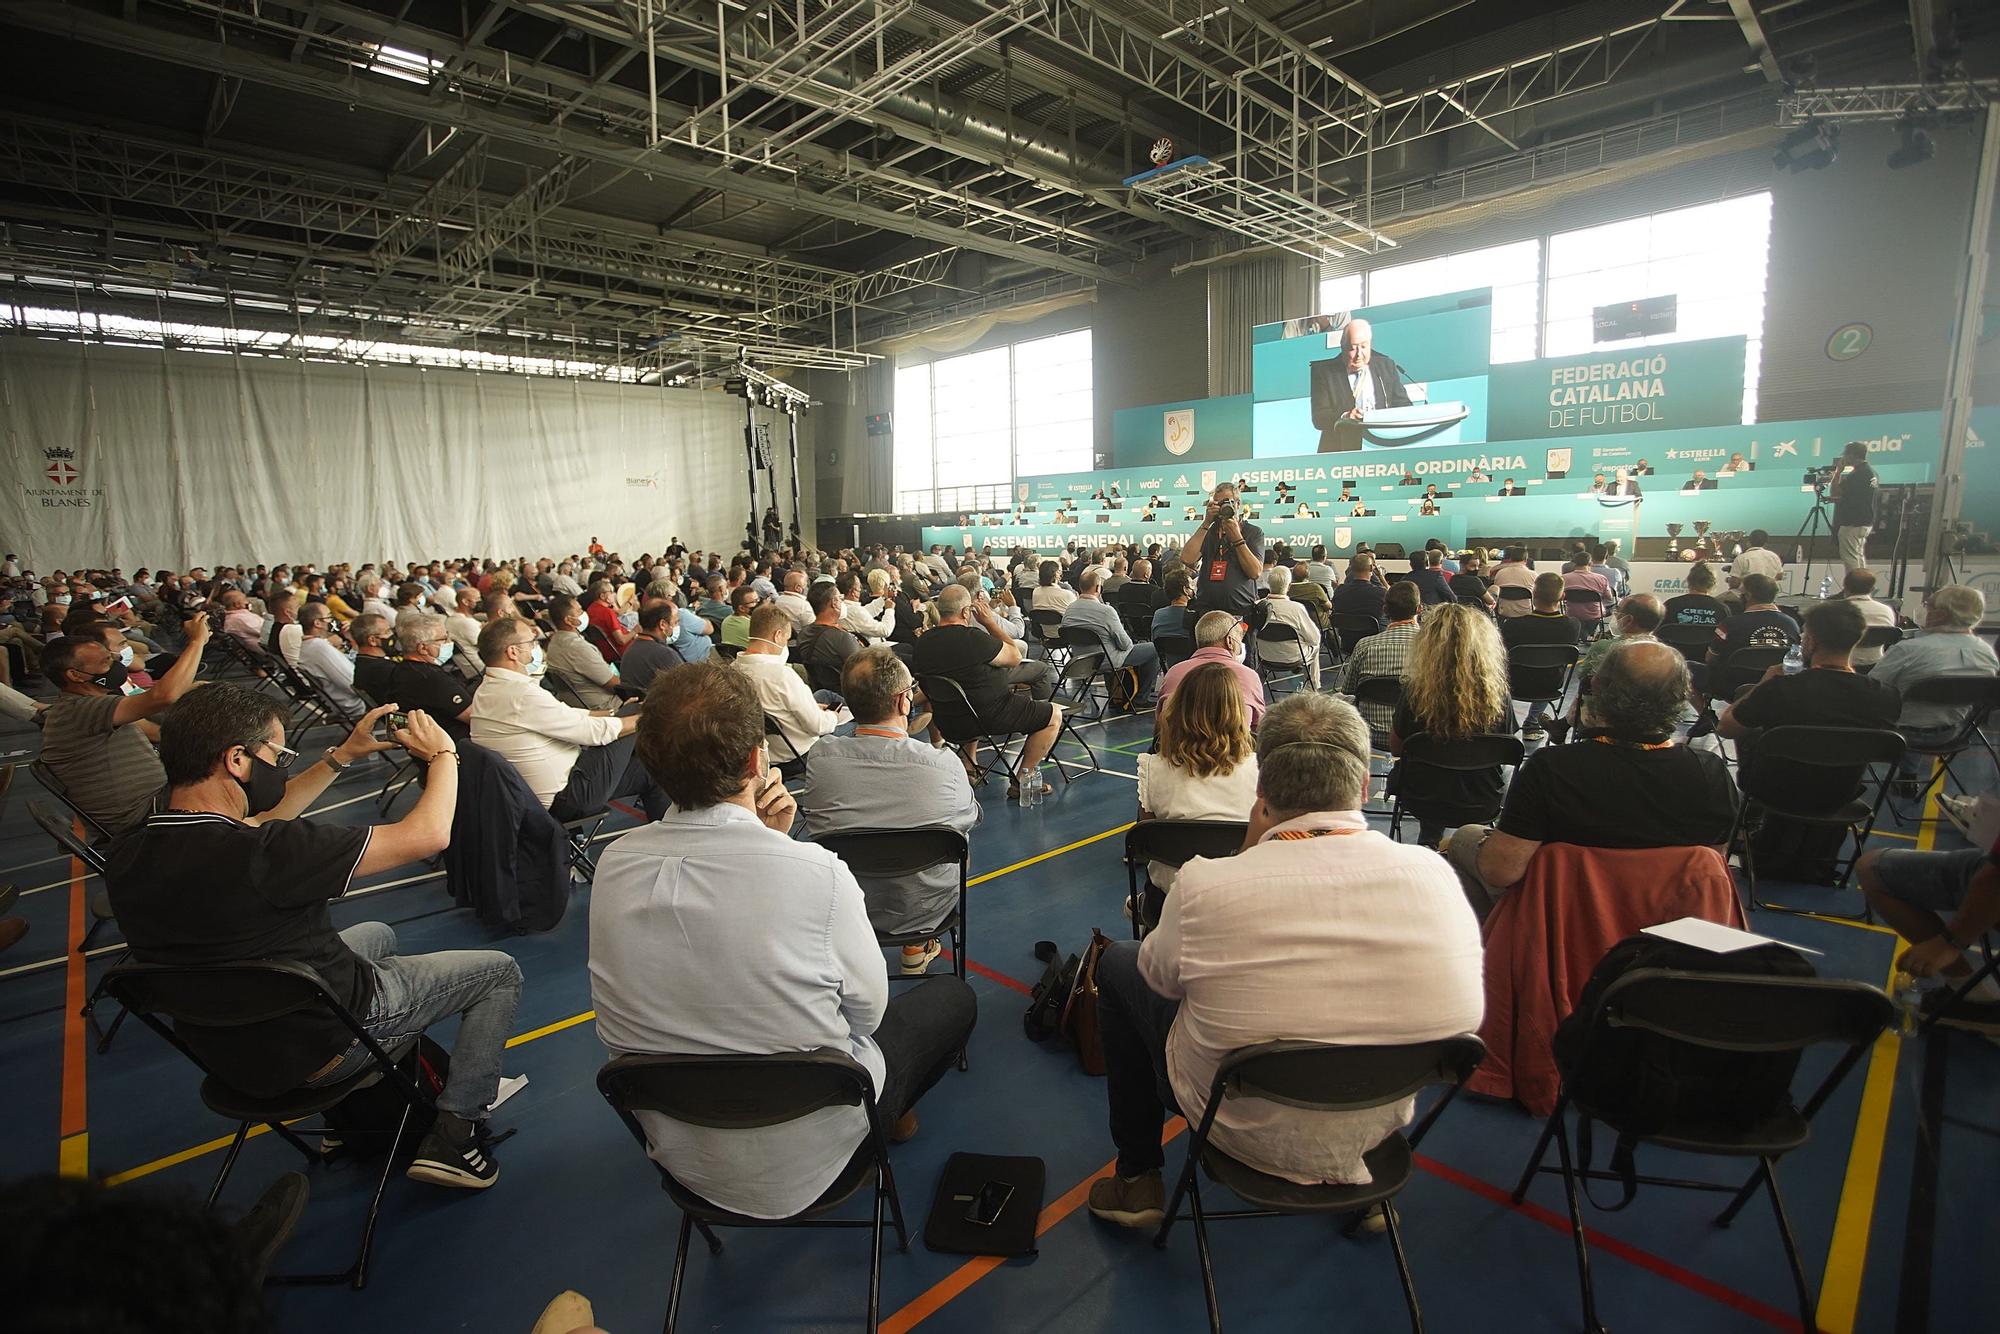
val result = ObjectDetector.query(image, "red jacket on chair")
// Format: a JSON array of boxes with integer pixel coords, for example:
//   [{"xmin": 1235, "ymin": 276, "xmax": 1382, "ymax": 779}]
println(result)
[{"xmin": 1468, "ymin": 843, "xmax": 1743, "ymax": 1115}]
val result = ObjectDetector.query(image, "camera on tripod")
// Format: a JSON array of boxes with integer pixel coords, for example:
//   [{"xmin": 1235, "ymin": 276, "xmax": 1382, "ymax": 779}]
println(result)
[{"xmin": 1802, "ymin": 463, "xmax": 1838, "ymax": 488}]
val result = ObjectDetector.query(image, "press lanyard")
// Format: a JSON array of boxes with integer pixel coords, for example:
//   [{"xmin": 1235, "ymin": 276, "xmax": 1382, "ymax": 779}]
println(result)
[{"xmin": 1270, "ymin": 826, "xmax": 1366, "ymax": 841}]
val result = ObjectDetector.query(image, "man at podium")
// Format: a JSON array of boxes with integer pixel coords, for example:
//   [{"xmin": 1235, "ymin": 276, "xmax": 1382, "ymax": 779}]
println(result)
[{"xmin": 1309, "ymin": 317, "xmax": 1411, "ymax": 453}]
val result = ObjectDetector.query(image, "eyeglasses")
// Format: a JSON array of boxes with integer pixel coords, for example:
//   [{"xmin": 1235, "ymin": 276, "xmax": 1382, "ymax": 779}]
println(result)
[{"xmin": 250, "ymin": 740, "xmax": 299, "ymax": 770}]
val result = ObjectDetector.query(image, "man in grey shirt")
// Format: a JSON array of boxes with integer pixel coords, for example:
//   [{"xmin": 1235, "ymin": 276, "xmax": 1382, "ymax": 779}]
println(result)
[
  {"xmin": 1061, "ymin": 566, "xmax": 1161, "ymax": 706},
  {"xmin": 800, "ymin": 648, "xmax": 981, "ymax": 974},
  {"xmin": 1870, "ymin": 584, "xmax": 1998, "ymax": 781}
]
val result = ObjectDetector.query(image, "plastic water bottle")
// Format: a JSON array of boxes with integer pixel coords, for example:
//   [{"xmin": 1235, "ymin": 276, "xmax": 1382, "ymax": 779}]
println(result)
[
  {"xmin": 1020, "ymin": 768, "xmax": 1044, "ymax": 809},
  {"xmin": 1818, "ymin": 575, "xmax": 1833, "ymax": 600},
  {"xmin": 1783, "ymin": 641, "xmax": 1805, "ymax": 675},
  {"xmin": 1892, "ymin": 970, "xmax": 1922, "ymax": 1038}
]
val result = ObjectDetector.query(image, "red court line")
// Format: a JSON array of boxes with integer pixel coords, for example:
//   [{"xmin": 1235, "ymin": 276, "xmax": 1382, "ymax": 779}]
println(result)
[
  {"xmin": 939, "ymin": 950, "xmax": 1034, "ymax": 997},
  {"xmin": 1415, "ymin": 1155, "xmax": 1805, "ymax": 1331},
  {"xmin": 57, "ymin": 840, "xmax": 89, "ymax": 1175}
]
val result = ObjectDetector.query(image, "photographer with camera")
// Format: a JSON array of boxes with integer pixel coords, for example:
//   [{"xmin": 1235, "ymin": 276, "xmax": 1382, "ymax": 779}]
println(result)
[
  {"xmin": 1831, "ymin": 440, "xmax": 1879, "ymax": 573},
  {"xmin": 1177, "ymin": 482, "xmax": 1266, "ymax": 617}
]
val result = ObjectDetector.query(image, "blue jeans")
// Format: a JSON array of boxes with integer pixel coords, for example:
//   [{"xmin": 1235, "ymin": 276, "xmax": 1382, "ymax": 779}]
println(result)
[
  {"xmin": 1096, "ymin": 940, "xmax": 1183, "ymax": 1178},
  {"xmin": 1897, "ymin": 723, "xmax": 1961, "ymax": 781},
  {"xmin": 307, "ymin": 922, "xmax": 523, "ymax": 1122}
]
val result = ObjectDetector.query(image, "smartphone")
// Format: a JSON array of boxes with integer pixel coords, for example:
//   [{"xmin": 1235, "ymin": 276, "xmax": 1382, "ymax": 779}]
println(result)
[{"xmin": 963, "ymin": 1180, "xmax": 1014, "ymax": 1227}]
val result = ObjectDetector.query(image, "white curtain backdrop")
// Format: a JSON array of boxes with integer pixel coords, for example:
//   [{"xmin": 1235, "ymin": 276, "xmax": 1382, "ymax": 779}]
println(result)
[{"xmin": 0, "ymin": 338, "xmax": 793, "ymax": 571}]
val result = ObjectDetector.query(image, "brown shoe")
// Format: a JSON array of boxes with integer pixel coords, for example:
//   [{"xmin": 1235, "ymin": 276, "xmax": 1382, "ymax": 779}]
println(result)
[
  {"xmin": 1087, "ymin": 1170, "xmax": 1165, "ymax": 1229},
  {"xmin": 889, "ymin": 1110, "xmax": 920, "ymax": 1144},
  {"xmin": 0, "ymin": 917, "xmax": 26, "ymax": 954}
]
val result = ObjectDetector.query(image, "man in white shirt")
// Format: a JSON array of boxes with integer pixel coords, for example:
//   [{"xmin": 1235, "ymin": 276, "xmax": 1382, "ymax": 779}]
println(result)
[
  {"xmin": 1086, "ymin": 691, "xmax": 1483, "ymax": 1227},
  {"xmin": 734, "ymin": 602, "xmax": 847, "ymax": 760},
  {"xmin": 835, "ymin": 571, "xmax": 896, "ymax": 643},
  {"xmin": 1254, "ymin": 566, "xmax": 1323, "ymax": 687},
  {"xmin": 588, "ymin": 661, "xmax": 976, "ymax": 1219},
  {"xmin": 548, "ymin": 562, "xmax": 584, "ymax": 598},
  {"xmin": 445, "ymin": 588, "xmax": 484, "ymax": 678},
  {"xmin": 773, "ymin": 569, "xmax": 815, "ymax": 633},
  {"xmin": 469, "ymin": 617, "xmax": 667, "ymax": 822},
  {"xmin": 296, "ymin": 605, "xmax": 367, "ymax": 719},
  {"xmin": 1732, "ymin": 529, "xmax": 1785, "ymax": 587},
  {"xmin": 1839, "ymin": 567, "xmax": 1899, "ymax": 667}
]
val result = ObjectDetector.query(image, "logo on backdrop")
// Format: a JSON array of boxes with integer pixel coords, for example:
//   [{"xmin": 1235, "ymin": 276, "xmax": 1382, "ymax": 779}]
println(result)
[
  {"xmin": 1334, "ymin": 526, "xmax": 1353, "ymax": 551},
  {"xmin": 24, "ymin": 445, "xmax": 100, "ymax": 510},
  {"xmin": 1163, "ymin": 409, "xmax": 1195, "ymax": 457},
  {"xmin": 43, "ymin": 446, "xmax": 78, "ymax": 485},
  {"xmin": 1545, "ymin": 447, "xmax": 1572, "ymax": 479},
  {"xmin": 1200, "ymin": 469, "xmax": 1217, "ymax": 491}
]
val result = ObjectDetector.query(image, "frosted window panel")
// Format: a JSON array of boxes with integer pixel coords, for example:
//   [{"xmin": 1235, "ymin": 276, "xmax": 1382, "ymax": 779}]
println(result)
[
  {"xmin": 893, "ymin": 364, "xmax": 934, "ymax": 502},
  {"xmin": 1317, "ymin": 273, "xmax": 1364, "ymax": 314}
]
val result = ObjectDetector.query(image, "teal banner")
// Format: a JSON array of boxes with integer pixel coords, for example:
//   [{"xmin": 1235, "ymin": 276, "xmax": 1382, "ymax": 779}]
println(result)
[
  {"xmin": 1486, "ymin": 336, "xmax": 1748, "ymax": 441},
  {"xmin": 925, "ymin": 512, "xmax": 1467, "ymax": 560},
  {"xmin": 1111, "ymin": 394, "xmax": 1254, "ymax": 469}
]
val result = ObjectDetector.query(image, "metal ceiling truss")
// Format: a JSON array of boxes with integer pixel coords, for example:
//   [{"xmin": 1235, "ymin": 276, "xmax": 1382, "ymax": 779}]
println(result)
[
  {"xmin": 1779, "ymin": 80, "xmax": 2000, "ymax": 123},
  {"xmin": 1126, "ymin": 157, "xmax": 1389, "ymax": 261}
]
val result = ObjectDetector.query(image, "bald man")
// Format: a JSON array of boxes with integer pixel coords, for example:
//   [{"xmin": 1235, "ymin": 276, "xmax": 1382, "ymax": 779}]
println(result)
[{"xmin": 1310, "ymin": 317, "xmax": 1411, "ymax": 453}]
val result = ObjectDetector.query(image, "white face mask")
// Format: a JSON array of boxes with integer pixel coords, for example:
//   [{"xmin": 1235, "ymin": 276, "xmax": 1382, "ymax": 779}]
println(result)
[
  {"xmin": 1231, "ymin": 640, "xmax": 1247, "ymax": 664},
  {"xmin": 53, "ymin": 594, "xmax": 71, "ymax": 605},
  {"xmin": 527, "ymin": 644, "xmax": 544, "ymax": 673},
  {"xmin": 118, "ymin": 645, "xmax": 135, "ymax": 667},
  {"xmin": 434, "ymin": 640, "xmax": 455, "ymax": 666}
]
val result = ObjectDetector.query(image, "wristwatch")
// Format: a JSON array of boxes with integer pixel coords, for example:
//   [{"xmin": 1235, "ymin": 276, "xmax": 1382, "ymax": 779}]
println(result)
[{"xmin": 320, "ymin": 745, "xmax": 351, "ymax": 773}]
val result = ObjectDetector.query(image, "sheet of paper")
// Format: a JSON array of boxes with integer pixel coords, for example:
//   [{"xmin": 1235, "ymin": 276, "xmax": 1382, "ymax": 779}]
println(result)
[
  {"xmin": 1641, "ymin": 916, "xmax": 1823, "ymax": 957},
  {"xmin": 486, "ymin": 1073, "xmax": 529, "ymax": 1113}
]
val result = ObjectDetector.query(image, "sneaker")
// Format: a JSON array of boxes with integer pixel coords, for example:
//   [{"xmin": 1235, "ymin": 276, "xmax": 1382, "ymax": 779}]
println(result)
[
  {"xmin": 406, "ymin": 1115, "xmax": 500, "ymax": 1190},
  {"xmin": 1087, "ymin": 1170, "xmax": 1165, "ymax": 1229},
  {"xmin": 900, "ymin": 939, "xmax": 943, "ymax": 975},
  {"xmin": 1521, "ymin": 724, "xmax": 1546, "ymax": 741},
  {"xmin": 889, "ymin": 1110, "xmax": 920, "ymax": 1144},
  {"xmin": 1920, "ymin": 987, "xmax": 2000, "ymax": 1035},
  {"xmin": 1685, "ymin": 711, "xmax": 1717, "ymax": 741},
  {"xmin": 233, "ymin": 1171, "xmax": 310, "ymax": 1283},
  {"xmin": 1937, "ymin": 793, "xmax": 1979, "ymax": 832}
]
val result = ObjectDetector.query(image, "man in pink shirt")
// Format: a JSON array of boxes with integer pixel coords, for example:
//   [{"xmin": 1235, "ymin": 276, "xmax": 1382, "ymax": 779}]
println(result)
[
  {"xmin": 1155, "ymin": 611, "xmax": 1266, "ymax": 729},
  {"xmin": 1086, "ymin": 692, "xmax": 1484, "ymax": 1227},
  {"xmin": 1560, "ymin": 552, "xmax": 1615, "ymax": 633}
]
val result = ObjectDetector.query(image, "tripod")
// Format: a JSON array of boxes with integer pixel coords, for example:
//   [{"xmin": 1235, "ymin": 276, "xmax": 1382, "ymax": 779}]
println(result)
[{"xmin": 1789, "ymin": 485, "xmax": 1834, "ymax": 595}]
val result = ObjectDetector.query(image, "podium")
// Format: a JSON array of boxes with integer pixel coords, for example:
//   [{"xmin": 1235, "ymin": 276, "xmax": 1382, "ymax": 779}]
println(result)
[{"xmin": 1318, "ymin": 401, "xmax": 1469, "ymax": 452}]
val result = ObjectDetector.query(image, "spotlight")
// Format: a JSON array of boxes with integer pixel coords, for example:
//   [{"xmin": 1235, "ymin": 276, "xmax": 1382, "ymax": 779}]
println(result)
[
  {"xmin": 1888, "ymin": 118, "xmax": 1936, "ymax": 170},
  {"xmin": 1774, "ymin": 119, "xmax": 1839, "ymax": 173}
]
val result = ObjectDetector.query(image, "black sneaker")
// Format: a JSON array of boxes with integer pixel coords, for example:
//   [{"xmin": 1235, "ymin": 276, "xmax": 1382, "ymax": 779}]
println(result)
[
  {"xmin": 406, "ymin": 1116, "xmax": 500, "ymax": 1190},
  {"xmin": 1920, "ymin": 987, "xmax": 2000, "ymax": 1035},
  {"xmin": 233, "ymin": 1171, "xmax": 310, "ymax": 1282}
]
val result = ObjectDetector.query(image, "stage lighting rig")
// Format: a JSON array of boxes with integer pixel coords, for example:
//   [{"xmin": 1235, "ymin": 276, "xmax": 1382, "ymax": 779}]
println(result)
[{"xmin": 1888, "ymin": 112, "xmax": 1938, "ymax": 168}]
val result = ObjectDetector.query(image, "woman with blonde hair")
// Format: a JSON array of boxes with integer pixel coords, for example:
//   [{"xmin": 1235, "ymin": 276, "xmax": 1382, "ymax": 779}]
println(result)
[
  {"xmin": 1133, "ymin": 662, "xmax": 1259, "ymax": 926},
  {"xmin": 1387, "ymin": 602, "xmax": 1514, "ymax": 847}
]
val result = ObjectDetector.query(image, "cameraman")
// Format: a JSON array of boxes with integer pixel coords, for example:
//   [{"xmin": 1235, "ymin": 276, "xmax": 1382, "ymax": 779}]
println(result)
[
  {"xmin": 1832, "ymin": 440, "xmax": 1879, "ymax": 574},
  {"xmin": 1177, "ymin": 482, "xmax": 1265, "ymax": 617}
]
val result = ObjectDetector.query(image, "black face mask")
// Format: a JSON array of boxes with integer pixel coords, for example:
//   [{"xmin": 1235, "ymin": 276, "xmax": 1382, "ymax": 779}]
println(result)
[
  {"xmin": 87, "ymin": 661, "xmax": 129, "ymax": 693},
  {"xmin": 237, "ymin": 753, "xmax": 287, "ymax": 817}
]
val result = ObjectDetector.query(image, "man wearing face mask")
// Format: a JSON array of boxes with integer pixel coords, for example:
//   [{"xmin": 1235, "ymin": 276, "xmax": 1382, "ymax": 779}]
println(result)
[
  {"xmin": 470, "ymin": 617, "xmax": 669, "ymax": 823},
  {"xmin": 38, "ymin": 614, "xmax": 212, "ymax": 835},
  {"xmin": 1155, "ymin": 611, "xmax": 1266, "ymax": 729},
  {"xmin": 296, "ymin": 604, "xmax": 368, "ymax": 720},
  {"xmin": 736, "ymin": 602, "xmax": 849, "ymax": 761},
  {"xmin": 389, "ymin": 613, "xmax": 475, "ymax": 742},
  {"xmin": 544, "ymin": 594, "xmax": 624, "ymax": 711},
  {"xmin": 106, "ymin": 685, "xmax": 522, "ymax": 1190},
  {"xmin": 348, "ymin": 612, "xmax": 396, "ymax": 705}
]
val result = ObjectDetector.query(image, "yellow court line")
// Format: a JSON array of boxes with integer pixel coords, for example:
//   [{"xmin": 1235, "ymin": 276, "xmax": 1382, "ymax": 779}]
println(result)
[
  {"xmin": 101, "ymin": 822, "xmax": 1138, "ymax": 1188},
  {"xmin": 1870, "ymin": 829, "xmax": 1919, "ymax": 843},
  {"xmin": 1815, "ymin": 953, "xmax": 1904, "ymax": 1334},
  {"xmin": 58, "ymin": 1133, "xmax": 89, "ymax": 1180}
]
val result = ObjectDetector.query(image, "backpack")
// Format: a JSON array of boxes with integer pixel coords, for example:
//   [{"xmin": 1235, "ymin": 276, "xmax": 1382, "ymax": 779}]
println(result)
[
  {"xmin": 1023, "ymin": 932, "xmax": 1111, "ymax": 1076},
  {"xmin": 1553, "ymin": 933, "xmax": 1815, "ymax": 1209},
  {"xmin": 1022, "ymin": 941, "xmax": 1077, "ymax": 1043},
  {"xmin": 322, "ymin": 1035, "xmax": 451, "ymax": 1159},
  {"xmin": 1107, "ymin": 666, "xmax": 1145, "ymax": 712}
]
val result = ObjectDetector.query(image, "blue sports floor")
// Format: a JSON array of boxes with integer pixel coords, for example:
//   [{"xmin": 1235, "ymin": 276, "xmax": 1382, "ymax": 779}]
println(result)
[{"xmin": 0, "ymin": 691, "xmax": 1991, "ymax": 1334}]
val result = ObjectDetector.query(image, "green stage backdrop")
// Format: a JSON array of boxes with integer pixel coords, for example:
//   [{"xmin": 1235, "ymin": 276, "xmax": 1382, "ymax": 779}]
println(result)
[{"xmin": 1486, "ymin": 336, "xmax": 1748, "ymax": 441}]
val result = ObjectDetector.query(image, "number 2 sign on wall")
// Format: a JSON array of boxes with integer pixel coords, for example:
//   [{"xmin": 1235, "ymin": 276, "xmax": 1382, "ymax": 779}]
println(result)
[{"xmin": 1825, "ymin": 322, "xmax": 1873, "ymax": 362}]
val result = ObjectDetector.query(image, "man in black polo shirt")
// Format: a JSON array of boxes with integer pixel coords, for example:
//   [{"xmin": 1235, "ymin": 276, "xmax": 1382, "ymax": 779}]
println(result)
[
  {"xmin": 913, "ymin": 584, "xmax": 1060, "ymax": 800},
  {"xmin": 1832, "ymin": 440, "xmax": 1879, "ymax": 574},
  {"xmin": 1445, "ymin": 641, "xmax": 1738, "ymax": 919},
  {"xmin": 1691, "ymin": 573, "xmax": 1799, "ymax": 725},
  {"xmin": 348, "ymin": 612, "xmax": 396, "ymax": 705},
  {"xmin": 1176, "ymin": 482, "xmax": 1265, "ymax": 617},
  {"xmin": 106, "ymin": 684, "xmax": 521, "ymax": 1189},
  {"xmin": 390, "ymin": 612, "xmax": 475, "ymax": 740},
  {"xmin": 1501, "ymin": 572, "xmax": 1584, "ymax": 740},
  {"xmin": 1664, "ymin": 561, "xmax": 1728, "ymax": 626}
]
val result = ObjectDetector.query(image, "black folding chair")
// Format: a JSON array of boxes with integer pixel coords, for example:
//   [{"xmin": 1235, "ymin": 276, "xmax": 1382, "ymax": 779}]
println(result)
[
  {"xmin": 1058, "ymin": 624, "xmax": 1120, "ymax": 719},
  {"xmin": 1728, "ymin": 725, "xmax": 1905, "ymax": 914},
  {"xmin": 764, "ymin": 714, "xmax": 811, "ymax": 783},
  {"xmin": 1251, "ymin": 621, "xmax": 1310, "ymax": 697},
  {"xmin": 1387, "ymin": 733, "xmax": 1526, "ymax": 844},
  {"xmin": 1156, "ymin": 1036, "xmax": 1487, "ymax": 1334},
  {"xmin": 1885, "ymin": 675, "xmax": 2000, "ymax": 822},
  {"xmin": 1029, "ymin": 608, "xmax": 1069, "ymax": 667},
  {"xmin": 814, "ymin": 826, "xmax": 972, "ymax": 999},
  {"xmin": 1510, "ymin": 969, "xmax": 1894, "ymax": 1334},
  {"xmin": 1330, "ymin": 611, "xmax": 1383, "ymax": 657},
  {"xmin": 1122, "ymin": 819, "xmax": 1248, "ymax": 939},
  {"xmin": 714, "ymin": 642, "xmax": 742, "ymax": 661},
  {"xmin": 1656, "ymin": 622, "xmax": 1717, "ymax": 663},
  {"xmin": 1507, "ymin": 644, "xmax": 1581, "ymax": 732},
  {"xmin": 30, "ymin": 798, "xmax": 127, "ymax": 1047},
  {"xmin": 597, "ymin": 1050, "xmax": 910, "ymax": 1334},
  {"xmin": 29, "ymin": 757, "xmax": 117, "ymax": 845},
  {"xmin": 95, "ymin": 959, "xmax": 439, "ymax": 1289},
  {"xmin": 1855, "ymin": 623, "xmax": 1904, "ymax": 671},
  {"xmin": 1563, "ymin": 588, "xmax": 1606, "ymax": 638},
  {"xmin": 1712, "ymin": 645, "xmax": 1788, "ymax": 704},
  {"xmin": 1495, "ymin": 585, "xmax": 1533, "ymax": 612},
  {"xmin": 1153, "ymin": 630, "xmax": 1195, "ymax": 671}
]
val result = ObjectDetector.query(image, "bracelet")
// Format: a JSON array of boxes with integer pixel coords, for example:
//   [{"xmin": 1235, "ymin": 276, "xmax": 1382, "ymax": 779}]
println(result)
[{"xmin": 426, "ymin": 750, "xmax": 461, "ymax": 766}]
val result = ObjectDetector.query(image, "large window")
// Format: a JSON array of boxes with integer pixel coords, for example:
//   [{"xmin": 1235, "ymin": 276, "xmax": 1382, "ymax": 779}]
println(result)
[
  {"xmin": 1313, "ymin": 192, "xmax": 1773, "ymax": 419},
  {"xmin": 894, "ymin": 329, "xmax": 1092, "ymax": 512},
  {"xmin": 1544, "ymin": 194, "xmax": 1772, "ymax": 423}
]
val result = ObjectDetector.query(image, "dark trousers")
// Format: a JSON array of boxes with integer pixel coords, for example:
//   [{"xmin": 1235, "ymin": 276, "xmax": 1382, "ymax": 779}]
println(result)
[
  {"xmin": 1097, "ymin": 940, "xmax": 1183, "ymax": 1178},
  {"xmin": 550, "ymin": 733, "xmax": 668, "ymax": 822},
  {"xmin": 872, "ymin": 976, "xmax": 978, "ymax": 1121}
]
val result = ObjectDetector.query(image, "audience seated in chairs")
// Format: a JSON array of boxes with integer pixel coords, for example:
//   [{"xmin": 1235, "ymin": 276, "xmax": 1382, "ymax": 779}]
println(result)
[
  {"xmin": 1133, "ymin": 663, "xmax": 1259, "ymax": 928},
  {"xmin": 1838, "ymin": 568, "xmax": 1899, "ymax": 668},
  {"xmin": 1286, "ymin": 560, "xmax": 1331, "ymax": 628},
  {"xmin": 1858, "ymin": 842, "xmax": 2000, "ymax": 1032},
  {"xmin": 1388, "ymin": 604, "xmax": 1514, "ymax": 848},
  {"xmin": 1689, "ymin": 572, "xmax": 1799, "ymax": 732},
  {"xmin": 1341, "ymin": 579, "xmax": 1423, "ymax": 745},
  {"xmin": 913, "ymin": 584, "xmax": 1059, "ymax": 802},
  {"xmin": 1444, "ymin": 640, "xmax": 1739, "ymax": 924},
  {"xmin": 105, "ymin": 684, "xmax": 519, "ymax": 1189},
  {"xmin": 638, "ymin": 583, "xmax": 714, "ymax": 664},
  {"xmin": 1332, "ymin": 552, "xmax": 1390, "ymax": 621},
  {"xmin": 773, "ymin": 568, "xmax": 815, "ymax": 633},
  {"xmin": 390, "ymin": 612, "xmax": 475, "ymax": 741},
  {"xmin": 588, "ymin": 662, "xmax": 977, "ymax": 1217},
  {"xmin": 1157, "ymin": 611, "xmax": 1266, "ymax": 729},
  {"xmin": 835, "ymin": 570, "xmax": 897, "ymax": 644},
  {"xmin": 264, "ymin": 589, "xmax": 303, "ymax": 668},
  {"xmin": 618, "ymin": 603, "xmax": 689, "ymax": 693},
  {"xmin": 292, "ymin": 604, "xmax": 367, "ymax": 723},
  {"xmin": 1150, "ymin": 570, "xmax": 1198, "ymax": 643},
  {"xmin": 735, "ymin": 602, "xmax": 848, "ymax": 762},
  {"xmin": 1031, "ymin": 560, "xmax": 1077, "ymax": 616},
  {"xmin": 1488, "ymin": 548, "xmax": 1535, "ymax": 620},
  {"xmin": 218, "ymin": 589, "xmax": 264, "ymax": 652},
  {"xmin": 720, "ymin": 584, "xmax": 760, "ymax": 651},
  {"xmin": 348, "ymin": 612, "xmax": 397, "ymax": 703},
  {"xmin": 468, "ymin": 617, "xmax": 668, "ymax": 825},
  {"xmin": 1061, "ymin": 566, "xmax": 1162, "ymax": 706},
  {"xmin": 800, "ymin": 647, "xmax": 978, "ymax": 976},
  {"xmin": 1449, "ymin": 553, "xmax": 1496, "ymax": 610},
  {"xmin": 1867, "ymin": 583, "xmax": 1998, "ymax": 787},
  {"xmin": 793, "ymin": 582, "xmax": 867, "ymax": 696},
  {"xmin": 1662, "ymin": 560, "xmax": 1728, "ymax": 627},
  {"xmin": 1085, "ymin": 691, "xmax": 1483, "ymax": 1228},
  {"xmin": 39, "ymin": 614, "xmax": 210, "ymax": 836},
  {"xmin": 1568, "ymin": 594, "xmax": 1663, "ymax": 725},
  {"xmin": 445, "ymin": 587, "xmax": 485, "ymax": 678},
  {"xmin": 582, "ymin": 578, "xmax": 633, "ymax": 662},
  {"xmin": 1560, "ymin": 553, "xmax": 1613, "ymax": 635},
  {"xmin": 1255, "ymin": 566, "xmax": 1322, "ymax": 689},
  {"xmin": 1407, "ymin": 548, "xmax": 1452, "ymax": 607},
  {"xmin": 546, "ymin": 594, "xmax": 624, "ymax": 711}
]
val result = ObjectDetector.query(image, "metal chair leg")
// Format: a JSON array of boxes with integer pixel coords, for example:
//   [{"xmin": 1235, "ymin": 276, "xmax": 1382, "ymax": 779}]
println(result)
[
  {"xmin": 879, "ymin": 1153, "xmax": 911, "ymax": 1252},
  {"xmin": 1713, "ymin": 1160, "xmax": 1769, "ymax": 1227},
  {"xmin": 344, "ymin": 1100, "xmax": 412, "ymax": 1289},
  {"xmin": 1550, "ymin": 1115, "xmax": 1610, "ymax": 1334},
  {"xmin": 1153, "ymin": 1147, "xmax": 1202, "ymax": 1249},
  {"xmin": 206, "ymin": 1121, "xmax": 251, "ymax": 1208},
  {"xmin": 1189, "ymin": 1176, "xmax": 1223, "ymax": 1334},
  {"xmin": 1510, "ymin": 1100, "xmax": 1564, "ymax": 1204},
  {"xmin": 664, "ymin": 1212, "xmax": 693, "ymax": 1334},
  {"xmin": 1761, "ymin": 1158, "xmax": 1817, "ymax": 1334},
  {"xmin": 1379, "ymin": 1201, "xmax": 1425, "ymax": 1334}
]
